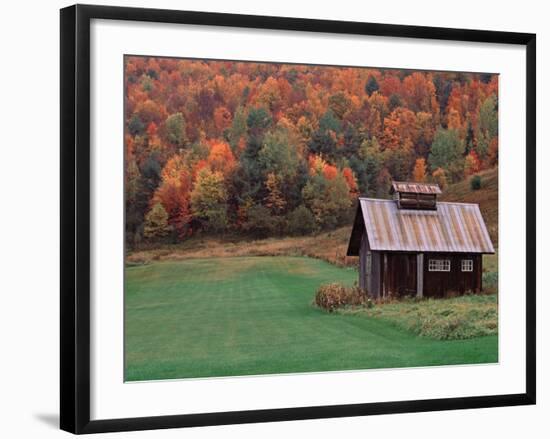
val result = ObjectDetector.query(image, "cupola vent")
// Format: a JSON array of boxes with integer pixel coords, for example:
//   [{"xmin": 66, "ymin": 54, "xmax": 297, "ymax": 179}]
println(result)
[{"xmin": 389, "ymin": 181, "xmax": 441, "ymax": 210}]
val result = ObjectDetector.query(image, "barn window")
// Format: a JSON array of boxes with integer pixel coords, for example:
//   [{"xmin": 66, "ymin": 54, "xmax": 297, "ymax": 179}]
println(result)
[
  {"xmin": 428, "ymin": 259, "xmax": 450, "ymax": 272},
  {"xmin": 461, "ymin": 259, "xmax": 473, "ymax": 272}
]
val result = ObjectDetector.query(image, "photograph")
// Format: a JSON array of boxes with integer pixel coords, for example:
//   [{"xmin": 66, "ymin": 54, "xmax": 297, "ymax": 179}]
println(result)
[
  {"xmin": 0, "ymin": 0, "xmax": 542, "ymax": 436},
  {"xmin": 123, "ymin": 56, "xmax": 499, "ymax": 382}
]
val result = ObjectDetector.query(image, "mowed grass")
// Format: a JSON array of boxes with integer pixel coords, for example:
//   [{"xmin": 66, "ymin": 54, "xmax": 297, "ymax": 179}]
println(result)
[{"xmin": 125, "ymin": 256, "xmax": 497, "ymax": 381}]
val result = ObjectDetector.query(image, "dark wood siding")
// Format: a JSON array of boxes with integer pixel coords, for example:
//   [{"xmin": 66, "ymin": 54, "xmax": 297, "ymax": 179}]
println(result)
[
  {"xmin": 423, "ymin": 253, "xmax": 482, "ymax": 297},
  {"xmin": 359, "ymin": 233, "xmax": 381, "ymax": 297},
  {"xmin": 359, "ymin": 233, "xmax": 368, "ymax": 291},
  {"xmin": 359, "ymin": 233, "xmax": 485, "ymax": 298},
  {"xmin": 379, "ymin": 252, "xmax": 417, "ymax": 298},
  {"xmin": 397, "ymin": 192, "xmax": 437, "ymax": 210},
  {"xmin": 370, "ymin": 251, "xmax": 381, "ymax": 297}
]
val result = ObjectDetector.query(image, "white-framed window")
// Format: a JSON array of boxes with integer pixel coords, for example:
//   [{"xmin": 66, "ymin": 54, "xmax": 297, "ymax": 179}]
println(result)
[
  {"xmin": 461, "ymin": 259, "xmax": 474, "ymax": 272},
  {"xmin": 428, "ymin": 259, "xmax": 451, "ymax": 272}
]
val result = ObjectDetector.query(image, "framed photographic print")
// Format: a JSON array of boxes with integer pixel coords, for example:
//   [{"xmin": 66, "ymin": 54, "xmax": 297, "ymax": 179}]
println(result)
[{"xmin": 60, "ymin": 4, "xmax": 536, "ymax": 434}]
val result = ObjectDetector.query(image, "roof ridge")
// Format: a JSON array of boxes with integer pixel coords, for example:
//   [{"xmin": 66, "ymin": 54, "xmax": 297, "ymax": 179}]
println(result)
[
  {"xmin": 358, "ymin": 197, "xmax": 480, "ymax": 207},
  {"xmin": 392, "ymin": 180, "xmax": 439, "ymax": 185},
  {"xmin": 436, "ymin": 200, "xmax": 481, "ymax": 206}
]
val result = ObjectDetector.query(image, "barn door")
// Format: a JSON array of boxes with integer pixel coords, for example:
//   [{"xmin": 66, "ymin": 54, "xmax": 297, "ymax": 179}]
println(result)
[{"xmin": 386, "ymin": 253, "xmax": 417, "ymax": 297}]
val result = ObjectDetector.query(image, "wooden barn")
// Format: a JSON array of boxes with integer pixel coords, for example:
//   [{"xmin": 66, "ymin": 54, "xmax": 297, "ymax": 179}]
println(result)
[{"xmin": 346, "ymin": 181, "xmax": 495, "ymax": 298}]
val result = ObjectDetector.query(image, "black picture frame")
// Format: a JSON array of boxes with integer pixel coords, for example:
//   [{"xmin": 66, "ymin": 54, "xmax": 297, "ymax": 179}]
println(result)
[{"xmin": 60, "ymin": 4, "xmax": 536, "ymax": 434}]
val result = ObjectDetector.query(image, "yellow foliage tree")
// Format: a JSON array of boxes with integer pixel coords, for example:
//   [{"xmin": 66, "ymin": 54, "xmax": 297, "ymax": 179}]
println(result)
[
  {"xmin": 264, "ymin": 173, "xmax": 286, "ymax": 214},
  {"xmin": 413, "ymin": 158, "xmax": 427, "ymax": 182},
  {"xmin": 432, "ymin": 167, "xmax": 447, "ymax": 190}
]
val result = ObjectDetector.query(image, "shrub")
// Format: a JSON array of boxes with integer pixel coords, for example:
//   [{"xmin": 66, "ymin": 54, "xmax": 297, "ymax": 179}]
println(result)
[
  {"xmin": 483, "ymin": 271, "xmax": 498, "ymax": 293},
  {"xmin": 314, "ymin": 283, "xmax": 368, "ymax": 312},
  {"xmin": 242, "ymin": 204, "xmax": 277, "ymax": 238},
  {"xmin": 286, "ymin": 205, "xmax": 317, "ymax": 236},
  {"xmin": 470, "ymin": 174, "xmax": 482, "ymax": 190}
]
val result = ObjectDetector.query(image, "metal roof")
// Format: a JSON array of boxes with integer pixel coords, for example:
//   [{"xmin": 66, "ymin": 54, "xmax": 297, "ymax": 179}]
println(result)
[
  {"xmin": 348, "ymin": 198, "xmax": 494, "ymax": 255},
  {"xmin": 390, "ymin": 181, "xmax": 442, "ymax": 195}
]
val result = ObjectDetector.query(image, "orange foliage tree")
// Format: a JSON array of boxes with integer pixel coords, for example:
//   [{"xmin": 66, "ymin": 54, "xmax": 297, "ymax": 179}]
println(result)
[
  {"xmin": 412, "ymin": 158, "xmax": 427, "ymax": 182},
  {"xmin": 124, "ymin": 56, "xmax": 498, "ymax": 244}
]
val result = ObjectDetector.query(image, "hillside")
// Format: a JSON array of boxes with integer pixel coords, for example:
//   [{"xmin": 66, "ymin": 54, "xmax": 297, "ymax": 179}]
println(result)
[
  {"xmin": 440, "ymin": 167, "xmax": 498, "ymax": 247},
  {"xmin": 124, "ymin": 57, "xmax": 499, "ymax": 249}
]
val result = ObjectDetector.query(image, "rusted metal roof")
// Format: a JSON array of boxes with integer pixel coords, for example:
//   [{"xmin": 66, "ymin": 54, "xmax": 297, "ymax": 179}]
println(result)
[
  {"xmin": 348, "ymin": 198, "xmax": 494, "ymax": 254},
  {"xmin": 390, "ymin": 181, "xmax": 442, "ymax": 195}
]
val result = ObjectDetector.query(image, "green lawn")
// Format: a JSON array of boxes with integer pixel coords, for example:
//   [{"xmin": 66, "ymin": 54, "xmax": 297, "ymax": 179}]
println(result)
[{"xmin": 125, "ymin": 256, "xmax": 498, "ymax": 381}]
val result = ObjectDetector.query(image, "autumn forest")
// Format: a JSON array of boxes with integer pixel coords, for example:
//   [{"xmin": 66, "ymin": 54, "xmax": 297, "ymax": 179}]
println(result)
[{"xmin": 124, "ymin": 56, "xmax": 498, "ymax": 246}]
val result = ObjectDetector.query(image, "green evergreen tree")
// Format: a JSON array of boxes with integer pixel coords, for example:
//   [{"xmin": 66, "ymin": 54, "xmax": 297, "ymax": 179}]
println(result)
[
  {"xmin": 365, "ymin": 75, "xmax": 380, "ymax": 96},
  {"xmin": 308, "ymin": 110, "xmax": 341, "ymax": 160},
  {"xmin": 479, "ymin": 94, "xmax": 498, "ymax": 139},
  {"xmin": 246, "ymin": 107, "xmax": 272, "ymax": 137},
  {"xmin": 238, "ymin": 107, "xmax": 273, "ymax": 203},
  {"xmin": 428, "ymin": 128, "xmax": 465, "ymax": 181},
  {"xmin": 228, "ymin": 106, "xmax": 247, "ymax": 150},
  {"xmin": 125, "ymin": 158, "xmax": 144, "ymax": 245},
  {"xmin": 388, "ymin": 93, "xmax": 402, "ymax": 111},
  {"xmin": 165, "ymin": 113, "xmax": 187, "ymax": 146},
  {"xmin": 476, "ymin": 94, "xmax": 498, "ymax": 161},
  {"xmin": 128, "ymin": 114, "xmax": 144, "ymax": 135},
  {"xmin": 259, "ymin": 128, "xmax": 299, "ymax": 181},
  {"xmin": 318, "ymin": 109, "xmax": 342, "ymax": 134},
  {"xmin": 359, "ymin": 137, "xmax": 384, "ymax": 196}
]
